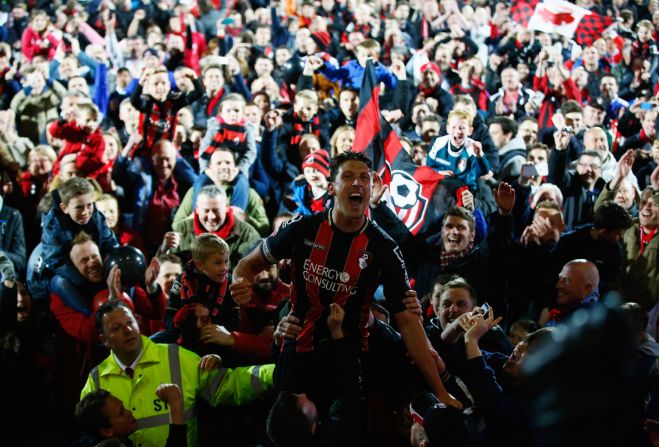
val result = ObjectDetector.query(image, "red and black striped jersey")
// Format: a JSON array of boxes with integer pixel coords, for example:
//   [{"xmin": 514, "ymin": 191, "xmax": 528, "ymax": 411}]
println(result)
[{"xmin": 261, "ymin": 210, "xmax": 410, "ymax": 353}]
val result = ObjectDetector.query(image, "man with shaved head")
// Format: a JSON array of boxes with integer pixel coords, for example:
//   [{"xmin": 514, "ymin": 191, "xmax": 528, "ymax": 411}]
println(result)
[{"xmin": 542, "ymin": 259, "xmax": 601, "ymax": 326}]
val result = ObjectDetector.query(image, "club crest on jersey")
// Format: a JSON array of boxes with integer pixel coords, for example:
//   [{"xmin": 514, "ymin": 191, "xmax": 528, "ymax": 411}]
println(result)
[
  {"xmin": 457, "ymin": 158, "xmax": 467, "ymax": 172},
  {"xmin": 357, "ymin": 251, "xmax": 372, "ymax": 270}
]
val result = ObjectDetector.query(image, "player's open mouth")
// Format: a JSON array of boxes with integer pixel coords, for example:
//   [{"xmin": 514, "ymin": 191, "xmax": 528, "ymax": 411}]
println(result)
[{"xmin": 349, "ymin": 192, "xmax": 363, "ymax": 206}]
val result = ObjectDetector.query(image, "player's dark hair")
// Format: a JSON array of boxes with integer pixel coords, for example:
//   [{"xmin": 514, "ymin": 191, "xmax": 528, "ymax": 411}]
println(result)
[{"xmin": 329, "ymin": 151, "xmax": 373, "ymax": 182}]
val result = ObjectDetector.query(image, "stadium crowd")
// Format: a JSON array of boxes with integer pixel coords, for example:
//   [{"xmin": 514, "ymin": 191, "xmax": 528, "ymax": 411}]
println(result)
[{"xmin": 1, "ymin": 0, "xmax": 659, "ymax": 445}]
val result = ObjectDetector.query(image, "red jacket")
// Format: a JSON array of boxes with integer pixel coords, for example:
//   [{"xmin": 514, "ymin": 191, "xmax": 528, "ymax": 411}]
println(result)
[
  {"xmin": 49, "ymin": 120, "xmax": 106, "ymax": 178},
  {"xmin": 50, "ymin": 286, "xmax": 167, "ymax": 343},
  {"xmin": 21, "ymin": 27, "xmax": 59, "ymax": 61},
  {"xmin": 533, "ymin": 75, "xmax": 582, "ymax": 128}
]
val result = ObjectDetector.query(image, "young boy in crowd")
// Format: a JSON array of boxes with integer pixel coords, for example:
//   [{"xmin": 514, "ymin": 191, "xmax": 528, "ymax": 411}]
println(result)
[
  {"xmin": 49, "ymin": 102, "xmax": 106, "ymax": 182},
  {"xmin": 277, "ymin": 89, "xmax": 329, "ymax": 170},
  {"xmin": 129, "ymin": 66, "xmax": 203, "ymax": 158},
  {"xmin": 508, "ymin": 319, "xmax": 540, "ymax": 346},
  {"xmin": 75, "ymin": 384, "xmax": 187, "ymax": 447},
  {"xmin": 426, "ymin": 110, "xmax": 490, "ymax": 191},
  {"xmin": 199, "ymin": 93, "xmax": 256, "ymax": 178},
  {"xmin": 316, "ymin": 39, "xmax": 397, "ymax": 91},
  {"xmin": 291, "ymin": 149, "xmax": 331, "ymax": 215},
  {"xmin": 165, "ymin": 233, "xmax": 240, "ymax": 350},
  {"xmin": 628, "ymin": 20, "xmax": 659, "ymax": 84},
  {"xmin": 39, "ymin": 177, "xmax": 118, "ymax": 287}
]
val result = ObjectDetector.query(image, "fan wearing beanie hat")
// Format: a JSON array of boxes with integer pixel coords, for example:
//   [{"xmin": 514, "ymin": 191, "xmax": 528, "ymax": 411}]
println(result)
[
  {"xmin": 291, "ymin": 150, "xmax": 332, "ymax": 215},
  {"xmin": 309, "ymin": 31, "xmax": 331, "ymax": 53}
]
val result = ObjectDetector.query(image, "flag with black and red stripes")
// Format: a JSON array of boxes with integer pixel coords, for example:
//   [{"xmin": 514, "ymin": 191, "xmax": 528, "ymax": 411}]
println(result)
[{"xmin": 354, "ymin": 60, "xmax": 445, "ymax": 236}]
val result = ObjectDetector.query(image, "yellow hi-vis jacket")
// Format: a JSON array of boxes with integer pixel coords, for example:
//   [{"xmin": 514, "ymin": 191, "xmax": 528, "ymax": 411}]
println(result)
[{"xmin": 80, "ymin": 336, "xmax": 274, "ymax": 447}]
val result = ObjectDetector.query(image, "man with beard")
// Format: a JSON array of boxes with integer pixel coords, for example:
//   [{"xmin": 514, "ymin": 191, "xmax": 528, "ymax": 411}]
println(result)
[
  {"xmin": 201, "ymin": 260, "xmax": 290, "ymax": 364},
  {"xmin": 190, "ymin": 259, "xmax": 290, "ymax": 364},
  {"xmin": 584, "ymin": 127, "xmax": 618, "ymax": 183}
]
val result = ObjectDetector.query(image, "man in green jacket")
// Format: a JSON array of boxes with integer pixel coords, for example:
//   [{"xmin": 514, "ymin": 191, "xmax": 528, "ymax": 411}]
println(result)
[
  {"xmin": 620, "ymin": 187, "xmax": 659, "ymax": 309},
  {"xmin": 80, "ymin": 300, "xmax": 274, "ymax": 447},
  {"xmin": 167, "ymin": 185, "xmax": 260, "ymax": 266}
]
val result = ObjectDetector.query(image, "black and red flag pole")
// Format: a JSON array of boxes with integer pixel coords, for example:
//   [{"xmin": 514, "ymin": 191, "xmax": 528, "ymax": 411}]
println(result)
[{"xmin": 353, "ymin": 60, "xmax": 446, "ymax": 236}]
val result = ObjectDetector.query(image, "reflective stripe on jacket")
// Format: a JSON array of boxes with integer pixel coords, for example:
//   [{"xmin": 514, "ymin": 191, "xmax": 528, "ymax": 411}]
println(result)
[{"xmin": 81, "ymin": 336, "xmax": 274, "ymax": 447}]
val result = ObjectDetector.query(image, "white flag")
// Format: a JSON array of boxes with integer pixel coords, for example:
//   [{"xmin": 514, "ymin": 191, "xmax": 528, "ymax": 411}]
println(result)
[{"xmin": 528, "ymin": 0, "xmax": 591, "ymax": 38}]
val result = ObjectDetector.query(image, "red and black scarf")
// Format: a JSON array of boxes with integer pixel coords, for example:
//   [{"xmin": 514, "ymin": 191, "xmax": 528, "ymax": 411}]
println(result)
[
  {"xmin": 440, "ymin": 241, "xmax": 474, "ymax": 269},
  {"xmin": 135, "ymin": 98, "xmax": 177, "ymax": 157},
  {"xmin": 206, "ymin": 88, "xmax": 225, "ymax": 117},
  {"xmin": 173, "ymin": 261, "xmax": 230, "ymax": 328},
  {"xmin": 419, "ymin": 84, "xmax": 439, "ymax": 98},
  {"xmin": 202, "ymin": 118, "xmax": 247, "ymax": 160},
  {"xmin": 290, "ymin": 113, "xmax": 321, "ymax": 147}
]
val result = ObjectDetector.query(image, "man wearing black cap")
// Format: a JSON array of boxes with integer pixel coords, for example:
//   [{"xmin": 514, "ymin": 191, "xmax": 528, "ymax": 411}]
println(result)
[{"xmin": 584, "ymin": 98, "xmax": 607, "ymax": 128}]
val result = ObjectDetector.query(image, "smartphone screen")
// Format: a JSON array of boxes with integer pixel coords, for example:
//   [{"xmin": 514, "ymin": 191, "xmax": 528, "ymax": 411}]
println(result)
[{"xmin": 522, "ymin": 164, "xmax": 538, "ymax": 178}]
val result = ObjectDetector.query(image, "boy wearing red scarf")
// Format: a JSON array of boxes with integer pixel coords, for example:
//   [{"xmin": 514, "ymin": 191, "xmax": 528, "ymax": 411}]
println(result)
[
  {"xmin": 165, "ymin": 234, "xmax": 240, "ymax": 353},
  {"xmin": 199, "ymin": 93, "xmax": 256, "ymax": 178}
]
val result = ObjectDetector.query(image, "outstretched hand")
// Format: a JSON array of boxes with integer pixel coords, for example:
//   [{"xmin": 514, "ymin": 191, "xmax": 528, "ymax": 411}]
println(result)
[
  {"xmin": 493, "ymin": 182, "xmax": 515, "ymax": 215},
  {"xmin": 144, "ymin": 257, "xmax": 160, "ymax": 293},
  {"xmin": 616, "ymin": 149, "xmax": 634, "ymax": 182},
  {"xmin": 459, "ymin": 307, "xmax": 503, "ymax": 343}
]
